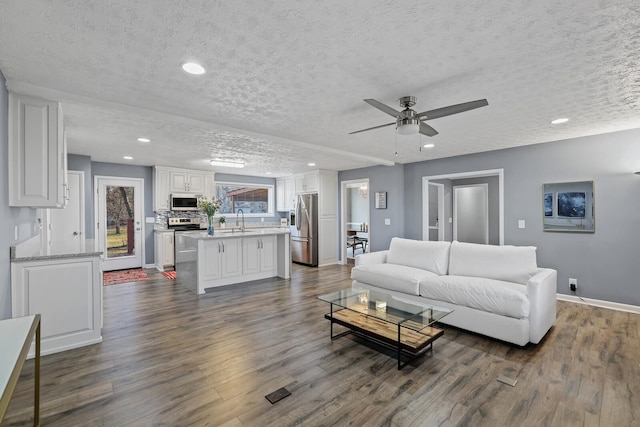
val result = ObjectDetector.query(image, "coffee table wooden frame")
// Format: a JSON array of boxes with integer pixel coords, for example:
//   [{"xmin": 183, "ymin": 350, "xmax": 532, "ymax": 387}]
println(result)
[{"xmin": 324, "ymin": 302, "xmax": 444, "ymax": 370}]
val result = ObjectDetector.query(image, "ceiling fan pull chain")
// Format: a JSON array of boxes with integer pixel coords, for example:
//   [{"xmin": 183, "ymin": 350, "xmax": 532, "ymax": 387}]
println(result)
[{"xmin": 395, "ymin": 129, "xmax": 398, "ymax": 157}]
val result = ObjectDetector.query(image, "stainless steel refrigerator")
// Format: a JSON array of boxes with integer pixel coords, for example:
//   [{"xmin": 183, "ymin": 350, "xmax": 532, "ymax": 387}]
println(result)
[{"xmin": 290, "ymin": 193, "xmax": 318, "ymax": 266}]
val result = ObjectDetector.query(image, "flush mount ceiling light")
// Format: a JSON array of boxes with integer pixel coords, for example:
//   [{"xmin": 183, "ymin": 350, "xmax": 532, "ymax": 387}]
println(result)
[
  {"xmin": 137, "ymin": 137, "xmax": 150, "ymax": 143},
  {"xmin": 423, "ymin": 143, "xmax": 435, "ymax": 148},
  {"xmin": 551, "ymin": 118, "xmax": 569, "ymax": 124},
  {"xmin": 123, "ymin": 156, "xmax": 133, "ymax": 160},
  {"xmin": 308, "ymin": 162, "xmax": 316, "ymax": 166},
  {"xmin": 210, "ymin": 159, "xmax": 244, "ymax": 168},
  {"xmin": 181, "ymin": 62, "xmax": 205, "ymax": 75}
]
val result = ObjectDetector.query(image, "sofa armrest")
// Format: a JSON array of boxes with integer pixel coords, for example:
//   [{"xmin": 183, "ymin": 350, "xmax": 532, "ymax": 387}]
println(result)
[
  {"xmin": 527, "ymin": 268, "xmax": 557, "ymax": 344},
  {"xmin": 355, "ymin": 250, "xmax": 389, "ymax": 266}
]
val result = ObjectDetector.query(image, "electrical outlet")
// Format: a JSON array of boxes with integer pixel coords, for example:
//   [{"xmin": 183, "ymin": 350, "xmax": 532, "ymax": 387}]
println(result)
[{"xmin": 569, "ymin": 278, "xmax": 577, "ymax": 292}]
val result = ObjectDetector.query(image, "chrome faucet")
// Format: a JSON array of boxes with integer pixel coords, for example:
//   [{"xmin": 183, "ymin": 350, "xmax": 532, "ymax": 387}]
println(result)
[{"xmin": 236, "ymin": 209, "xmax": 245, "ymax": 232}]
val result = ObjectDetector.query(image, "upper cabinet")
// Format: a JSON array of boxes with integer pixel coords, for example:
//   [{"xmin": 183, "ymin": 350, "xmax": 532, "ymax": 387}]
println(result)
[
  {"xmin": 8, "ymin": 92, "xmax": 68, "ymax": 208},
  {"xmin": 294, "ymin": 172, "xmax": 319, "ymax": 194},
  {"xmin": 169, "ymin": 170, "xmax": 205, "ymax": 193},
  {"xmin": 276, "ymin": 176, "xmax": 295, "ymax": 211},
  {"xmin": 153, "ymin": 166, "xmax": 214, "ymax": 211}
]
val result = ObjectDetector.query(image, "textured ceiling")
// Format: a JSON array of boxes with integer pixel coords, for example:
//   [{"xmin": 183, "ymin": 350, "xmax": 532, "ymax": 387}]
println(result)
[{"xmin": 1, "ymin": 1, "xmax": 639, "ymax": 176}]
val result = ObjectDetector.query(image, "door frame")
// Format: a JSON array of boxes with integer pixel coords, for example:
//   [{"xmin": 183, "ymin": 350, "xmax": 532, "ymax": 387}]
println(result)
[
  {"xmin": 453, "ymin": 183, "xmax": 489, "ymax": 244},
  {"xmin": 340, "ymin": 178, "xmax": 370, "ymax": 264},
  {"xmin": 426, "ymin": 182, "xmax": 445, "ymax": 241},
  {"xmin": 422, "ymin": 168, "xmax": 504, "ymax": 245},
  {"xmin": 94, "ymin": 176, "xmax": 145, "ymax": 271}
]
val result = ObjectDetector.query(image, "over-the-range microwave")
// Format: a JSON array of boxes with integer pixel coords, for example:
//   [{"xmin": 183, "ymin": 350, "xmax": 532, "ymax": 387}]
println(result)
[{"xmin": 170, "ymin": 193, "xmax": 202, "ymax": 211}]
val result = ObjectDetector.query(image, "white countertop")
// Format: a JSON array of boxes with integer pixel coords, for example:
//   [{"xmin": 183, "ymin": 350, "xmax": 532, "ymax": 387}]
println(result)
[
  {"xmin": 181, "ymin": 228, "xmax": 290, "ymax": 240},
  {"xmin": 10, "ymin": 238, "xmax": 103, "ymax": 262}
]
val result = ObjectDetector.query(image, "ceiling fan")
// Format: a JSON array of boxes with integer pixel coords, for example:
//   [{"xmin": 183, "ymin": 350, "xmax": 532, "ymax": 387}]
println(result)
[{"xmin": 349, "ymin": 96, "xmax": 488, "ymax": 137}]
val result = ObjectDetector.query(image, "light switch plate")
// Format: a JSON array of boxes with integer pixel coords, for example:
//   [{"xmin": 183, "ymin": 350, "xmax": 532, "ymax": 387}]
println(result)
[
  {"xmin": 384, "ymin": 218, "xmax": 391, "ymax": 225},
  {"xmin": 518, "ymin": 220, "xmax": 525, "ymax": 229},
  {"xmin": 145, "ymin": 217, "xmax": 155, "ymax": 224}
]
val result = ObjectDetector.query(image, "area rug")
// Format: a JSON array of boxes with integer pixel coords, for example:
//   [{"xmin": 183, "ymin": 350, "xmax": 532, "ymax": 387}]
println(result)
[
  {"xmin": 162, "ymin": 271, "xmax": 176, "ymax": 280},
  {"xmin": 103, "ymin": 269, "xmax": 150, "ymax": 286}
]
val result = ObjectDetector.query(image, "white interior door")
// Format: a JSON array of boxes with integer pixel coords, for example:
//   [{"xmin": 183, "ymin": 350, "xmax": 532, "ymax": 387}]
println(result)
[
  {"xmin": 49, "ymin": 171, "xmax": 85, "ymax": 253},
  {"xmin": 453, "ymin": 184, "xmax": 489, "ymax": 244},
  {"xmin": 96, "ymin": 176, "xmax": 144, "ymax": 271}
]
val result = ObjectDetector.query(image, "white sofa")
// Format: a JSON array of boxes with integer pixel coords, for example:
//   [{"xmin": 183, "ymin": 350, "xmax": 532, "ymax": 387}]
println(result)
[{"xmin": 351, "ymin": 238, "xmax": 557, "ymax": 346}]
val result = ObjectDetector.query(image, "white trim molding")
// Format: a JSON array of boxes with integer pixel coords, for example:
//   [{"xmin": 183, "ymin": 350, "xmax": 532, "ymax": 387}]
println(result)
[{"xmin": 557, "ymin": 294, "xmax": 640, "ymax": 314}]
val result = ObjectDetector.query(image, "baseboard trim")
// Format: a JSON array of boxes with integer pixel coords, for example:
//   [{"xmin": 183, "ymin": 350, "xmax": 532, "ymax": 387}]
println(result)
[{"xmin": 557, "ymin": 294, "xmax": 640, "ymax": 314}]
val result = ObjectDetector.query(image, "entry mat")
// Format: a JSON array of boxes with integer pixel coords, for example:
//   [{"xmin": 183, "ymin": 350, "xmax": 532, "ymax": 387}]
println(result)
[{"xmin": 103, "ymin": 268, "xmax": 150, "ymax": 286}]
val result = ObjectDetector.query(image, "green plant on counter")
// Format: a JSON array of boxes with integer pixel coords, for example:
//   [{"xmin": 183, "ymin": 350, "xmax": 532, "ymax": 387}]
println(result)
[{"xmin": 219, "ymin": 216, "xmax": 226, "ymax": 225}]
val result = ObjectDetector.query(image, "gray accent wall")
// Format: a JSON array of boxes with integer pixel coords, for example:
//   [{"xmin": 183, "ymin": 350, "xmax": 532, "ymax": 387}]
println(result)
[
  {"xmin": 0, "ymin": 71, "xmax": 38, "ymax": 319},
  {"xmin": 403, "ymin": 129, "xmax": 640, "ymax": 306},
  {"xmin": 339, "ymin": 164, "xmax": 405, "ymax": 256},
  {"xmin": 92, "ymin": 162, "xmax": 155, "ymax": 265}
]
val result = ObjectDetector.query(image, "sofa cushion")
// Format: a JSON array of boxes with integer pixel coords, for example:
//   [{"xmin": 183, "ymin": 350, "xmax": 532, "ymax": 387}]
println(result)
[
  {"xmin": 419, "ymin": 275, "xmax": 530, "ymax": 318},
  {"xmin": 386, "ymin": 237, "xmax": 451, "ymax": 275},
  {"xmin": 448, "ymin": 241, "xmax": 538, "ymax": 285},
  {"xmin": 351, "ymin": 263, "xmax": 438, "ymax": 296}
]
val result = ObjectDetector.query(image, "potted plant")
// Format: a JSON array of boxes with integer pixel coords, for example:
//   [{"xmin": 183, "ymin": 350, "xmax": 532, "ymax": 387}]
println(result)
[
  {"xmin": 197, "ymin": 197, "xmax": 222, "ymax": 236},
  {"xmin": 218, "ymin": 216, "xmax": 226, "ymax": 229}
]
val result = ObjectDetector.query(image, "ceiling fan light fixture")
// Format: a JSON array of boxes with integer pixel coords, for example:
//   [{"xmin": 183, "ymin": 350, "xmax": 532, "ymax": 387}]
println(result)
[
  {"xmin": 210, "ymin": 159, "xmax": 244, "ymax": 168},
  {"xmin": 396, "ymin": 118, "xmax": 420, "ymax": 135}
]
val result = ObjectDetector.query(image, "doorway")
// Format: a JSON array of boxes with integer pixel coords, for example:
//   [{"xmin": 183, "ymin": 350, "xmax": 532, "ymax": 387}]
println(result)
[
  {"xmin": 40, "ymin": 170, "xmax": 86, "ymax": 253},
  {"xmin": 422, "ymin": 169, "xmax": 504, "ymax": 245},
  {"xmin": 95, "ymin": 176, "xmax": 144, "ymax": 271},
  {"xmin": 340, "ymin": 179, "xmax": 370, "ymax": 263},
  {"xmin": 453, "ymin": 184, "xmax": 489, "ymax": 244},
  {"xmin": 427, "ymin": 182, "xmax": 445, "ymax": 241}
]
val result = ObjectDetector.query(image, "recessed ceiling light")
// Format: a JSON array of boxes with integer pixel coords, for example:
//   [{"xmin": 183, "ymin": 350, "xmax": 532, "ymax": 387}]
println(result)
[
  {"xmin": 210, "ymin": 159, "xmax": 245, "ymax": 168},
  {"xmin": 123, "ymin": 156, "xmax": 133, "ymax": 160},
  {"xmin": 137, "ymin": 137, "xmax": 150, "ymax": 143},
  {"xmin": 308, "ymin": 163, "xmax": 316, "ymax": 166},
  {"xmin": 265, "ymin": 172, "xmax": 273, "ymax": 175},
  {"xmin": 551, "ymin": 118, "xmax": 569, "ymax": 124},
  {"xmin": 423, "ymin": 143, "xmax": 435, "ymax": 148},
  {"xmin": 181, "ymin": 62, "xmax": 205, "ymax": 75}
]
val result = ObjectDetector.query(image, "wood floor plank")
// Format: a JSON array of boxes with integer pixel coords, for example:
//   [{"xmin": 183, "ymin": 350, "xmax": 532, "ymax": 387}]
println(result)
[{"xmin": 3, "ymin": 265, "xmax": 640, "ymax": 426}]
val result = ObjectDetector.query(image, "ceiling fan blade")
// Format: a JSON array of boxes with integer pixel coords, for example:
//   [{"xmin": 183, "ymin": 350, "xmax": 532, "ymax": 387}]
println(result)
[
  {"xmin": 419, "ymin": 121, "xmax": 439, "ymax": 137},
  {"xmin": 349, "ymin": 121, "xmax": 396, "ymax": 135},
  {"xmin": 364, "ymin": 99, "xmax": 406, "ymax": 118},
  {"xmin": 416, "ymin": 99, "xmax": 488, "ymax": 120}
]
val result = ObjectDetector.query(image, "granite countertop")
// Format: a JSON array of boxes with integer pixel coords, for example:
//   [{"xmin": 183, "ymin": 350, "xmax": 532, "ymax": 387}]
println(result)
[
  {"xmin": 10, "ymin": 239, "xmax": 103, "ymax": 262},
  {"xmin": 182, "ymin": 228, "xmax": 290, "ymax": 240}
]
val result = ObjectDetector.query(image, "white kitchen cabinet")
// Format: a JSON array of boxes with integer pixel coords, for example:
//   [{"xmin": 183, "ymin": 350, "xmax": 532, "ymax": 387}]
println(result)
[
  {"xmin": 294, "ymin": 172, "xmax": 319, "ymax": 194},
  {"xmin": 154, "ymin": 230, "xmax": 175, "ymax": 271},
  {"xmin": 242, "ymin": 235, "xmax": 276, "ymax": 275},
  {"xmin": 11, "ymin": 255, "xmax": 102, "ymax": 356},
  {"xmin": 276, "ymin": 177, "xmax": 295, "ymax": 211},
  {"xmin": 201, "ymin": 237, "xmax": 242, "ymax": 282},
  {"xmin": 153, "ymin": 166, "xmax": 214, "ymax": 211},
  {"xmin": 170, "ymin": 170, "xmax": 205, "ymax": 193},
  {"xmin": 8, "ymin": 92, "xmax": 68, "ymax": 208},
  {"xmin": 153, "ymin": 167, "xmax": 171, "ymax": 211}
]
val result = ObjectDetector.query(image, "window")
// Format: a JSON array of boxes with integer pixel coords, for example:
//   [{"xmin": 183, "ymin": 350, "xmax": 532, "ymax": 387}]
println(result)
[{"xmin": 215, "ymin": 182, "xmax": 274, "ymax": 216}]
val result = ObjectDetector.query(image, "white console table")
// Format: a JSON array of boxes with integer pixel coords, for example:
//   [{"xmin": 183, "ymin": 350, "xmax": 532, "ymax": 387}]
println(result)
[{"xmin": 0, "ymin": 314, "xmax": 41, "ymax": 426}]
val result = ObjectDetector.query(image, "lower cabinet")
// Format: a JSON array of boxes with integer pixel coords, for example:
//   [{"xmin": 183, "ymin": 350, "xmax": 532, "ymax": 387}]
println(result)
[
  {"xmin": 154, "ymin": 230, "xmax": 175, "ymax": 271},
  {"xmin": 242, "ymin": 235, "xmax": 276, "ymax": 276},
  {"xmin": 200, "ymin": 237, "xmax": 243, "ymax": 282},
  {"xmin": 11, "ymin": 255, "xmax": 102, "ymax": 356}
]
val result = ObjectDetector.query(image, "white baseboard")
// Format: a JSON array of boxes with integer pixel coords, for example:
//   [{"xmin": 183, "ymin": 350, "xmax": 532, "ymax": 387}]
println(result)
[{"xmin": 557, "ymin": 294, "xmax": 640, "ymax": 314}]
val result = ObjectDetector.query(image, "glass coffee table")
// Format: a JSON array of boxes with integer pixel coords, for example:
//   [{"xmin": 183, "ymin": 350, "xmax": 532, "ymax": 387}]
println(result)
[{"xmin": 318, "ymin": 288, "xmax": 452, "ymax": 370}]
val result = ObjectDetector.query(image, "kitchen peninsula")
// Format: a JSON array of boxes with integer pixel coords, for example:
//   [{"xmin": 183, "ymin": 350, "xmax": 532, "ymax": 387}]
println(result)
[{"xmin": 175, "ymin": 228, "xmax": 291, "ymax": 295}]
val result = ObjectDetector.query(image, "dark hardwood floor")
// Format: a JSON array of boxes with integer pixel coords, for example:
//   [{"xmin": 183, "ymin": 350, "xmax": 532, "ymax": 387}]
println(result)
[{"xmin": 4, "ymin": 264, "xmax": 639, "ymax": 426}]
